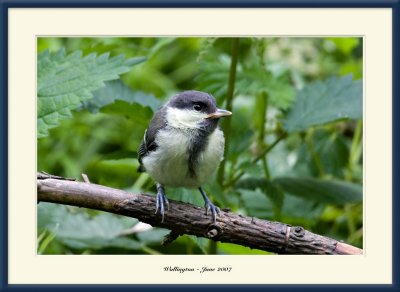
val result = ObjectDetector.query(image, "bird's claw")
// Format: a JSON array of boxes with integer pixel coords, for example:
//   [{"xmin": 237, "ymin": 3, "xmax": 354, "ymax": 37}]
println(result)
[
  {"xmin": 205, "ymin": 201, "xmax": 220, "ymax": 223},
  {"xmin": 155, "ymin": 184, "xmax": 169, "ymax": 222},
  {"xmin": 199, "ymin": 187, "xmax": 220, "ymax": 223}
]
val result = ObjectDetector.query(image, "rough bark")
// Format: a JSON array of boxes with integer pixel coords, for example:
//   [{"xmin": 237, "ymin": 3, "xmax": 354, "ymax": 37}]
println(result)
[{"xmin": 37, "ymin": 173, "xmax": 363, "ymax": 255}]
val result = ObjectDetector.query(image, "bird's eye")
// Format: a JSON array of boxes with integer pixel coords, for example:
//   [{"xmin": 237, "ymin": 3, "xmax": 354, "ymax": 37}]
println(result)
[{"xmin": 193, "ymin": 103, "xmax": 203, "ymax": 111}]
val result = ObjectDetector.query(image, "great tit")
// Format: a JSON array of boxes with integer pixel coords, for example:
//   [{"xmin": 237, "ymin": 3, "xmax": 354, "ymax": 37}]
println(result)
[{"xmin": 138, "ymin": 90, "xmax": 232, "ymax": 223}]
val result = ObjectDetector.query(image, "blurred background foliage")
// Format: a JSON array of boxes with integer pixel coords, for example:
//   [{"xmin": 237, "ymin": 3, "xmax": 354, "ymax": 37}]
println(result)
[{"xmin": 37, "ymin": 37, "xmax": 363, "ymax": 255}]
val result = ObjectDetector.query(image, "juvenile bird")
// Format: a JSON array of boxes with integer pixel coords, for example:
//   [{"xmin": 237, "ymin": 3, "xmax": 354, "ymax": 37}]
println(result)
[{"xmin": 138, "ymin": 90, "xmax": 232, "ymax": 222}]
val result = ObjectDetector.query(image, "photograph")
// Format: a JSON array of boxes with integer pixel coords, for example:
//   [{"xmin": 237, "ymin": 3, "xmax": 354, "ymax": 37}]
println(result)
[{"xmin": 37, "ymin": 36, "xmax": 363, "ymax": 256}]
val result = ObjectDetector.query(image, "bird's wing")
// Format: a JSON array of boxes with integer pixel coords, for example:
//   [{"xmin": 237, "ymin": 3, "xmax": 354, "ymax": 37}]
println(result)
[{"xmin": 137, "ymin": 107, "xmax": 167, "ymax": 172}]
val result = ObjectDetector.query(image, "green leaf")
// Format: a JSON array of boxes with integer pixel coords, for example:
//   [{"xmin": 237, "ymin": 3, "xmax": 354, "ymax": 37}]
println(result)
[
  {"xmin": 38, "ymin": 225, "xmax": 59, "ymax": 254},
  {"xmin": 236, "ymin": 162, "xmax": 263, "ymax": 176},
  {"xmin": 236, "ymin": 66, "xmax": 295, "ymax": 110},
  {"xmin": 312, "ymin": 130, "xmax": 350, "ymax": 178},
  {"xmin": 166, "ymin": 188, "xmax": 204, "ymax": 207},
  {"xmin": 273, "ymin": 176, "xmax": 362, "ymax": 205},
  {"xmin": 38, "ymin": 203, "xmax": 141, "ymax": 251},
  {"xmin": 136, "ymin": 229, "xmax": 170, "ymax": 244},
  {"xmin": 196, "ymin": 55, "xmax": 230, "ymax": 100},
  {"xmin": 148, "ymin": 37, "xmax": 176, "ymax": 59},
  {"xmin": 82, "ymin": 80, "xmax": 162, "ymax": 113},
  {"xmin": 235, "ymin": 177, "xmax": 284, "ymax": 212},
  {"xmin": 100, "ymin": 100, "xmax": 153, "ymax": 125},
  {"xmin": 238, "ymin": 189, "xmax": 274, "ymax": 219},
  {"xmin": 37, "ymin": 49, "xmax": 145, "ymax": 138},
  {"xmin": 283, "ymin": 75, "xmax": 362, "ymax": 133},
  {"xmin": 187, "ymin": 235, "xmax": 209, "ymax": 254},
  {"xmin": 218, "ymin": 242, "xmax": 271, "ymax": 255},
  {"xmin": 281, "ymin": 195, "xmax": 325, "ymax": 221},
  {"xmin": 327, "ymin": 38, "xmax": 359, "ymax": 55}
]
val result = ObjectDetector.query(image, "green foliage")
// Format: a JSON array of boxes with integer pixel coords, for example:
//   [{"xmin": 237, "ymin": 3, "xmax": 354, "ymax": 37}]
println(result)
[
  {"xmin": 236, "ymin": 60, "xmax": 295, "ymax": 110},
  {"xmin": 235, "ymin": 177, "xmax": 284, "ymax": 216},
  {"xmin": 284, "ymin": 75, "xmax": 362, "ymax": 133},
  {"xmin": 37, "ymin": 49, "xmax": 145, "ymax": 138},
  {"xmin": 83, "ymin": 80, "xmax": 162, "ymax": 113},
  {"xmin": 38, "ymin": 203, "xmax": 143, "ymax": 252},
  {"xmin": 37, "ymin": 37, "xmax": 363, "ymax": 254},
  {"xmin": 273, "ymin": 177, "xmax": 362, "ymax": 205},
  {"xmin": 37, "ymin": 225, "xmax": 59, "ymax": 254}
]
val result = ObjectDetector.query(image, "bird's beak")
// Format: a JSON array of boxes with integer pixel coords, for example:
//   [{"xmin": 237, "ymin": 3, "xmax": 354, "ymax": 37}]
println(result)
[{"xmin": 206, "ymin": 108, "xmax": 232, "ymax": 119}]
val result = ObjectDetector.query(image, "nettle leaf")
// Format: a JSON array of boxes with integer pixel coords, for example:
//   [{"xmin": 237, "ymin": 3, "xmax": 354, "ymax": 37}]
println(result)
[
  {"xmin": 236, "ymin": 66, "xmax": 295, "ymax": 110},
  {"xmin": 196, "ymin": 55, "xmax": 230, "ymax": 100},
  {"xmin": 82, "ymin": 79, "xmax": 162, "ymax": 113},
  {"xmin": 38, "ymin": 203, "xmax": 141, "ymax": 251},
  {"xmin": 283, "ymin": 75, "xmax": 362, "ymax": 133},
  {"xmin": 37, "ymin": 49, "xmax": 146, "ymax": 138},
  {"xmin": 273, "ymin": 176, "xmax": 362, "ymax": 205}
]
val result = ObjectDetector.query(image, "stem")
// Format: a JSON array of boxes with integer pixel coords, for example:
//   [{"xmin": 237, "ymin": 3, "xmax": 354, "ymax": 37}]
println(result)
[
  {"xmin": 253, "ymin": 132, "xmax": 287, "ymax": 164},
  {"xmin": 217, "ymin": 38, "xmax": 240, "ymax": 186},
  {"xmin": 345, "ymin": 204, "xmax": 356, "ymax": 240},
  {"xmin": 262, "ymin": 157, "xmax": 271, "ymax": 179},
  {"xmin": 208, "ymin": 240, "xmax": 217, "ymax": 254},
  {"xmin": 141, "ymin": 245, "xmax": 162, "ymax": 255},
  {"xmin": 132, "ymin": 172, "xmax": 149, "ymax": 190},
  {"xmin": 257, "ymin": 92, "xmax": 268, "ymax": 143},
  {"xmin": 346, "ymin": 121, "xmax": 363, "ymax": 181},
  {"xmin": 225, "ymin": 132, "xmax": 286, "ymax": 187},
  {"xmin": 305, "ymin": 129, "xmax": 325, "ymax": 177},
  {"xmin": 257, "ymin": 92, "xmax": 270, "ymax": 179}
]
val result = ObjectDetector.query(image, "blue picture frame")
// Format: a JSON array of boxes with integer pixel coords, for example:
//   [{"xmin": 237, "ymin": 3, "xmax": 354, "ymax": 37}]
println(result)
[{"xmin": 1, "ymin": 0, "xmax": 399, "ymax": 291}]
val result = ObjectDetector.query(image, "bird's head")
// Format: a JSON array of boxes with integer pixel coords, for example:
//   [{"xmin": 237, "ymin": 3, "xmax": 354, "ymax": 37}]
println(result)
[{"xmin": 166, "ymin": 90, "xmax": 232, "ymax": 130}]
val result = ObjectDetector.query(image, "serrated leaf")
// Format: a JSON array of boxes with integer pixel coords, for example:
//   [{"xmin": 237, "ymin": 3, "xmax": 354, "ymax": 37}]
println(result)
[
  {"xmin": 273, "ymin": 176, "xmax": 362, "ymax": 205},
  {"xmin": 82, "ymin": 79, "xmax": 161, "ymax": 113},
  {"xmin": 236, "ymin": 66, "xmax": 295, "ymax": 110},
  {"xmin": 283, "ymin": 75, "xmax": 362, "ymax": 133},
  {"xmin": 196, "ymin": 56, "xmax": 230, "ymax": 100},
  {"xmin": 38, "ymin": 203, "xmax": 141, "ymax": 251},
  {"xmin": 37, "ymin": 49, "xmax": 146, "ymax": 138}
]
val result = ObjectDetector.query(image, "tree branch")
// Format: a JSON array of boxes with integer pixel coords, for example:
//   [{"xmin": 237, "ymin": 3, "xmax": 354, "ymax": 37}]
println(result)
[{"xmin": 37, "ymin": 173, "xmax": 362, "ymax": 255}]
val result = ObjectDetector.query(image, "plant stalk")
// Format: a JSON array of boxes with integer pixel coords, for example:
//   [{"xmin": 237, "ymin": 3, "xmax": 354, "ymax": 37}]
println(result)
[
  {"xmin": 225, "ymin": 132, "xmax": 286, "ymax": 188},
  {"xmin": 217, "ymin": 38, "xmax": 240, "ymax": 186}
]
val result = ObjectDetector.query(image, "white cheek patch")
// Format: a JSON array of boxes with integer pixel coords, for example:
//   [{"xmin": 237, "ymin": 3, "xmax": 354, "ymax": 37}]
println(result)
[{"xmin": 166, "ymin": 107, "xmax": 208, "ymax": 129}]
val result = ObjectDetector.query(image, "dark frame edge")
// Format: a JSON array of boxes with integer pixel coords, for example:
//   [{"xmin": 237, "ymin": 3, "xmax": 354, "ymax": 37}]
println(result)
[
  {"xmin": 0, "ymin": 0, "xmax": 9, "ymax": 291},
  {"xmin": 1, "ymin": 0, "xmax": 399, "ymax": 291},
  {"xmin": 392, "ymin": 1, "xmax": 399, "ymax": 290}
]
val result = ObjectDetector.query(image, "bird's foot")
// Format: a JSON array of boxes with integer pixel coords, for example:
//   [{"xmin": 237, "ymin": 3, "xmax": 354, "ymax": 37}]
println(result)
[
  {"xmin": 199, "ymin": 187, "xmax": 220, "ymax": 223},
  {"xmin": 155, "ymin": 183, "xmax": 169, "ymax": 222},
  {"xmin": 205, "ymin": 200, "xmax": 220, "ymax": 224}
]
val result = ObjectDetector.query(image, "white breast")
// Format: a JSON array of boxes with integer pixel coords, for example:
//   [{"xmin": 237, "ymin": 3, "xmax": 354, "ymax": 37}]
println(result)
[{"xmin": 142, "ymin": 127, "xmax": 225, "ymax": 188}]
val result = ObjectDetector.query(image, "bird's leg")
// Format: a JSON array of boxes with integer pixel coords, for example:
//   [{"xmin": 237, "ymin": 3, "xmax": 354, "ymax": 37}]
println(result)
[
  {"xmin": 155, "ymin": 183, "xmax": 169, "ymax": 222},
  {"xmin": 198, "ymin": 187, "xmax": 220, "ymax": 223}
]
